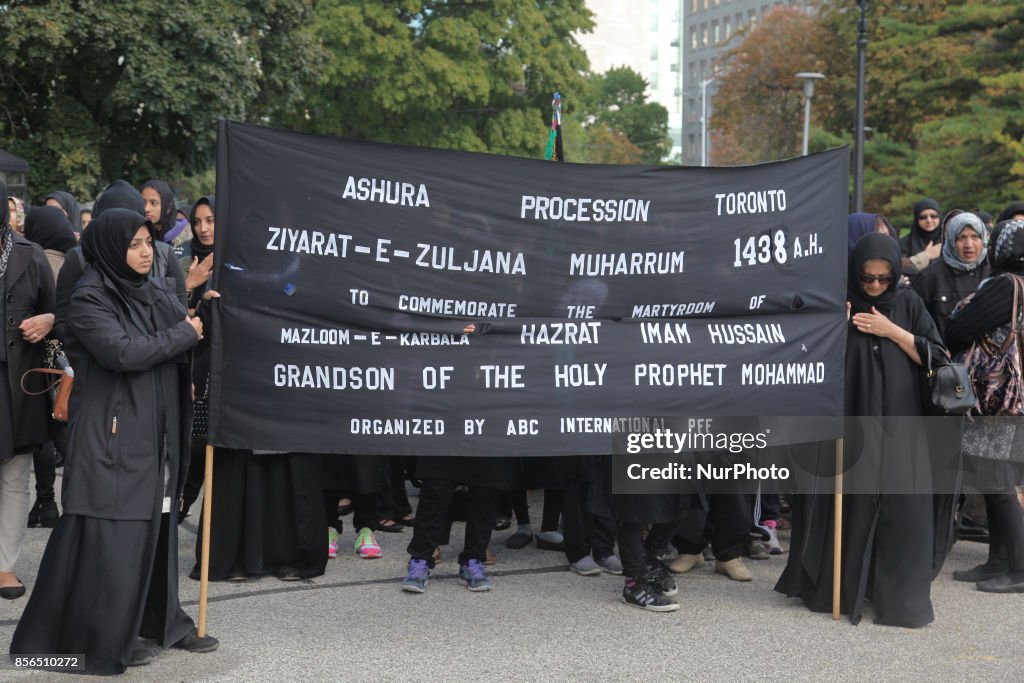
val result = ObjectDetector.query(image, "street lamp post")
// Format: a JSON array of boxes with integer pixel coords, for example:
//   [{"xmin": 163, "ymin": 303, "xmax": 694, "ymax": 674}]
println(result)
[
  {"xmin": 854, "ymin": 0, "xmax": 869, "ymax": 211},
  {"xmin": 700, "ymin": 78, "xmax": 714, "ymax": 167},
  {"xmin": 795, "ymin": 72, "xmax": 825, "ymax": 157}
]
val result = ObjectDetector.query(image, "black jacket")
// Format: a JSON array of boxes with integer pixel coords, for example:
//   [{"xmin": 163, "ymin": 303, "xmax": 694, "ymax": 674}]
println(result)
[
  {"xmin": 61, "ymin": 267, "xmax": 197, "ymax": 520},
  {"xmin": 53, "ymin": 240, "xmax": 186, "ymax": 343},
  {"xmin": 911, "ymin": 260, "xmax": 990, "ymax": 343},
  {"xmin": 2, "ymin": 232, "xmax": 56, "ymax": 451}
]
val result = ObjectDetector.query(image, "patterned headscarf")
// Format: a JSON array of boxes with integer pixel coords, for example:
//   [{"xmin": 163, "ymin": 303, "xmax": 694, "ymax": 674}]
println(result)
[
  {"xmin": 940, "ymin": 211, "xmax": 987, "ymax": 272},
  {"xmin": 989, "ymin": 219, "xmax": 1024, "ymax": 275}
]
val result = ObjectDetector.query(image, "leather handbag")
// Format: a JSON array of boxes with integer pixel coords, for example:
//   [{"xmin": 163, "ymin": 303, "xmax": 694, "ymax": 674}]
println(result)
[
  {"xmin": 922, "ymin": 344, "xmax": 976, "ymax": 416},
  {"xmin": 20, "ymin": 340, "xmax": 75, "ymax": 422},
  {"xmin": 960, "ymin": 274, "xmax": 1024, "ymax": 416}
]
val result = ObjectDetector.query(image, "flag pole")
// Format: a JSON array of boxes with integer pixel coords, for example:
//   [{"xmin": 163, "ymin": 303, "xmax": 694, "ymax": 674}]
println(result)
[{"xmin": 198, "ymin": 444, "xmax": 214, "ymax": 637}]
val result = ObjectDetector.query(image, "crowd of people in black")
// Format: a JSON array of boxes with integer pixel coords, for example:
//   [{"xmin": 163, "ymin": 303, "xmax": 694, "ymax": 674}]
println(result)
[{"xmin": 2, "ymin": 178, "xmax": 1024, "ymax": 674}]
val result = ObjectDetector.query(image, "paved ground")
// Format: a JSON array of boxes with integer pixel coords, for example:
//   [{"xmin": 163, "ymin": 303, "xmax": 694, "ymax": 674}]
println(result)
[{"xmin": 2, "ymin": 475, "xmax": 1023, "ymax": 682}]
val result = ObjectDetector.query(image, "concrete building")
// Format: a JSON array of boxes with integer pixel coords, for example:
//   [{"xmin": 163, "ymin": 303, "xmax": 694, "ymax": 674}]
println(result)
[{"xmin": 578, "ymin": 0, "xmax": 815, "ymax": 164}]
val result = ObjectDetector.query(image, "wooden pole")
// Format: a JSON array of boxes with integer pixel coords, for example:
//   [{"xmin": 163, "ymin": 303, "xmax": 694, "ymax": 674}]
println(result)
[
  {"xmin": 198, "ymin": 444, "xmax": 214, "ymax": 638},
  {"xmin": 832, "ymin": 438, "xmax": 844, "ymax": 620}
]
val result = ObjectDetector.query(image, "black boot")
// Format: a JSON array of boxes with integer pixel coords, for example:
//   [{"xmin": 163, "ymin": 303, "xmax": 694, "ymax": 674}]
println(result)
[{"xmin": 27, "ymin": 498, "xmax": 60, "ymax": 528}]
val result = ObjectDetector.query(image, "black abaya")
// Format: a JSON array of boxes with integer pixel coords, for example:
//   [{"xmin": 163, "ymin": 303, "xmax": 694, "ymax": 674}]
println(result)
[
  {"xmin": 193, "ymin": 449, "xmax": 327, "ymax": 580},
  {"xmin": 776, "ymin": 234, "xmax": 948, "ymax": 628}
]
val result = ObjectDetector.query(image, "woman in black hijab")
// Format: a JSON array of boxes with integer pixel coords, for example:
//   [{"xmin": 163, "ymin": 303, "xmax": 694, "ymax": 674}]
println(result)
[
  {"xmin": 24, "ymin": 206, "xmax": 77, "ymax": 284},
  {"xmin": 141, "ymin": 179, "xmax": 191, "ymax": 259},
  {"xmin": 777, "ymin": 233, "xmax": 948, "ymax": 628},
  {"xmin": 21, "ymin": 206, "xmax": 78, "ymax": 528},
  {"xmin": 946, "ymin": 219, "xmax": 1024, "ymax": 594},
  {"xmin": 10, "ymin": 209, "xmax": 217, "ymax": 674},
  {"xmin": 44, "ymin": 190, "xmax": 83, "ymax": 234},
  {"xmin": 900, "ymin": 198, "xmax": 944, "ymax": 278}
]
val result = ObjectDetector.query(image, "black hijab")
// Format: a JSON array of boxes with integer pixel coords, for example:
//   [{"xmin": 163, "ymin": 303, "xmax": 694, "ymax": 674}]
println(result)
[
  {"xmin": 188, "ymin": 196, "xmax": 216, "ymax": 262},
  {"xmin": 905, "ymin": 198, "xmax": 942, "ymax": 256},
  {"xmin": 848, "ymin": 232, "xmax": 906, "ymax": 314},
  {"xmin": 140, "ymin": 179, "xmax": 176, "ymax": 238},
  {"xmin": 45, "ymin": 190, "xmax": 83, "ymax": 230},
  {"xmin": 996, "ymin": 202, "xmax": 1024, "ymax": 224},
  {"xmin": 847, "ymin": 212, "xmax": 876, "ymax": 253},
  {"xmin": 94, "ymin": 180, "xmax": 145, "ymax": 217},
  {"xmin": 24, "ymin": 206, "xmax": 78, "ymax": 253}
]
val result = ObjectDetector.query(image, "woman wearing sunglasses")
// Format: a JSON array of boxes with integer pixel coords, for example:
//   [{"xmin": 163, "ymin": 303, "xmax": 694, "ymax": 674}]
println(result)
[
  {"xmin": 900, "ymin": 198, "xmax": 944, "ymax": 279},
  {"xmin": 777, "ymin": 232, "xmax": 948, "ymax": 628}
]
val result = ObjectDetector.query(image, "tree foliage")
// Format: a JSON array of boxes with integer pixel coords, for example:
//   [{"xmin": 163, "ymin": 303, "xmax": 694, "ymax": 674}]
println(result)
[
  {"xmin": 0, "ymin": 0, "xmax": 321, "ymax": 202},
  {"xmin": 289, "ymin": 0, "xmax": 594, "ymax": 159},
  {"xmin": 711, "ymin": 0, "xmax": 1024, "ymax": 220},
  {"xmin": 580, "ymin": 67, "xmax": 670, "ymax": 164}
]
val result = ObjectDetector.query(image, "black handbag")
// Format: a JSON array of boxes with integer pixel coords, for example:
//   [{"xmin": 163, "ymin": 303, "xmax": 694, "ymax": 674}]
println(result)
[{"xmin": 922, "ymin": 344, "xmax": 976, "ymax": 416}]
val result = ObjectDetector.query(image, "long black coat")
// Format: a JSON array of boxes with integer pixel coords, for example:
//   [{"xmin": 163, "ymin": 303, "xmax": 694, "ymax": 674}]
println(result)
[
  {"xmin": 61, "ymin": 267, "xmax": 196, "ymax": 520},
  {"xmin": 2, "ymin": 232, "xmax": 56, "ymax": 452}
]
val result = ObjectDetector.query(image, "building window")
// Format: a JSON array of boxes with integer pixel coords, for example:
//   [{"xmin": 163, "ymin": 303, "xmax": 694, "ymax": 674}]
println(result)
[
  {"xmin": 651, "ymin": 14, "xmax": 658, "ymax": 31},
  {"xmin": 701, "ymin": 24, "xmax": 708, "ymax": 47},
  {"xmin": 690, "ymin": 27, "xmax": 698, "ymax": 50},
  {"xmin": 691, "ymin": 0, "xmax": 699, "ymax": 12},
  {"xmin": 688, "ymin": 135, "xmax": 697, "ymax": 157},
  {"xmin": 689, "ymin": 63, "xmax": 697, "ymax": 86},
  {"xmin": 713, "ymin": 21, "xmax": 720, "ymax": 44},
  {"xmin": 649, "ymin": 72, "xmax": 659, "ymax": 90},
  {"xmin": 736, "ymin": 12, "xmax": 744, "ymax": 28},
  {"xmin": 700, "ymin": 60, "xmax": 707, "ymax": 81},
  {"xmin": 651, "ymin": 46, "xmax": 658, "ymax": 60},
  {"xmin": 724, "ymin": 16, "xmax": 731, "ymax": 39}
]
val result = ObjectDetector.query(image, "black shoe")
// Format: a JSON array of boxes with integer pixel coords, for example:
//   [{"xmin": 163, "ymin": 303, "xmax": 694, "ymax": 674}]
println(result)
[
  {"xmin": 277, "ymin": 566, "xmax": 303, "ymax": 581},
  {"xmin": 173, "ymin": 629, "xmax": 220, "ymax": 653},
  {"xmin": 27, "ymin": 498, "xmax": 59, "ymax": 528},
  {"xmin": 0, "ymin": 580, "xmax": 26, "ymax": 600},
  {"xmin": 505, "ymin": 531, "xmax": 532, "ymax": 549},
  {"xmin": 622, "ymin": 579, "xmax": 679, "ymax": 612},
  {"xmin": 953, "ymin": 560, "xmax": 1008, "ymax": 583},
  {"xmin": 493, "ymin": 515, "xmax": 512, "ymax": 531},
  {"xmin": 976, "ymin": 573, "xmax": 1024, "ymax": 594},
  {"xmin": 642, "ymin": 563, "xmax": 678, "ymax": 598},
  {"xmin": 128, "ymin": 646, "xmax": 160, "ymax": 667}
]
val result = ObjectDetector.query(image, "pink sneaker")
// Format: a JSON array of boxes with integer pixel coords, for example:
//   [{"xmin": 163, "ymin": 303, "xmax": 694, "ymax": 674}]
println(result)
[
  {"xmin": 328, "ymin": 527, "xmax": 339, "ymax": 559},
  {"xmin": 355, "ymin": 527, "xmax": 382, "ymax": 559}
]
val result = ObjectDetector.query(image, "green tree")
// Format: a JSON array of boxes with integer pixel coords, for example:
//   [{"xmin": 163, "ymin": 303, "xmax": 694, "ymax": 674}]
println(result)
[
  {"xmin": 581, "ymin": 67, "xmax": 670, "ymax": 164},
  {"xmin": 289, "ymin": 0, "xmax": 593, "ymax": 159},
  {"xmin": 0, "ymin": 1, "xmax": 321, "ymax": 202}
]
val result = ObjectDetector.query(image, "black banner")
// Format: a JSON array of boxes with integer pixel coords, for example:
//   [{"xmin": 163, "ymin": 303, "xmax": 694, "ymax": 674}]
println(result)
[{"xmin": 208, "ymin": 120, "xmax": 849, "ymax": 455}]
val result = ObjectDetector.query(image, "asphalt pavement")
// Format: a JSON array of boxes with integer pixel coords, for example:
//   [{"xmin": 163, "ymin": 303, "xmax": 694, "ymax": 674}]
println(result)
[{"xmin": 2, "ymin": 477, "xmax": 1023, "ymax": 682}]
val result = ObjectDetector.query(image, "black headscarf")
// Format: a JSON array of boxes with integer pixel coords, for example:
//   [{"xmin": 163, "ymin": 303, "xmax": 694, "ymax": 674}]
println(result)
[
  {"xmin": 996, "ymin": 202, "xmax": 1024, "ymax": 224},
  {"xmin": 94, "ymin": 180, "xmax": 145, "ymax": 217},
  {"xmin": 188, "ymin": 196, "xmax": 216, "ymax": 262},
  {"xmin": 848, "ymin": 232, "xmax": 906, "ymax": 314},
  {"xmin": 905, "ymin": 198, "xmax": 943, "ymax": 256},
  {"xmin": 140, "ymin": 179, "xmax": 176, "ymax": 238},
  {"xmin": 80, "ymin": 208, "xmax": 166, "ymax": 340},
  {"xmin": 24, "ymin": 206, "xmax": 78, "ymax": 253},
  {"xmin": 44, "ymin": 190, "xmax": 83, "ymax": 230},
  {"xmin": 988, "ymin": 219, "xmax": 1024, "ymax": 276}
]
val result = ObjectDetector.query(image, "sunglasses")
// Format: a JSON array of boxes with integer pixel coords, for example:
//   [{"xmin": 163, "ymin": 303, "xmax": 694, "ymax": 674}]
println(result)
[
  {"xmin": 919, "ymin": 213, "xmax": 940, "ymax": 220},
  {"xmin": 859, "ymin": 273, "xmax": 895, "ymax": 284}
]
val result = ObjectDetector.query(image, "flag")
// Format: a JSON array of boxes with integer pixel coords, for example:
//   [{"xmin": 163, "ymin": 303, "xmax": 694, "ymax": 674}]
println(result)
[{"xmin": 544, "ymin": 91, "xmax": 565, "ymax": 162}]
